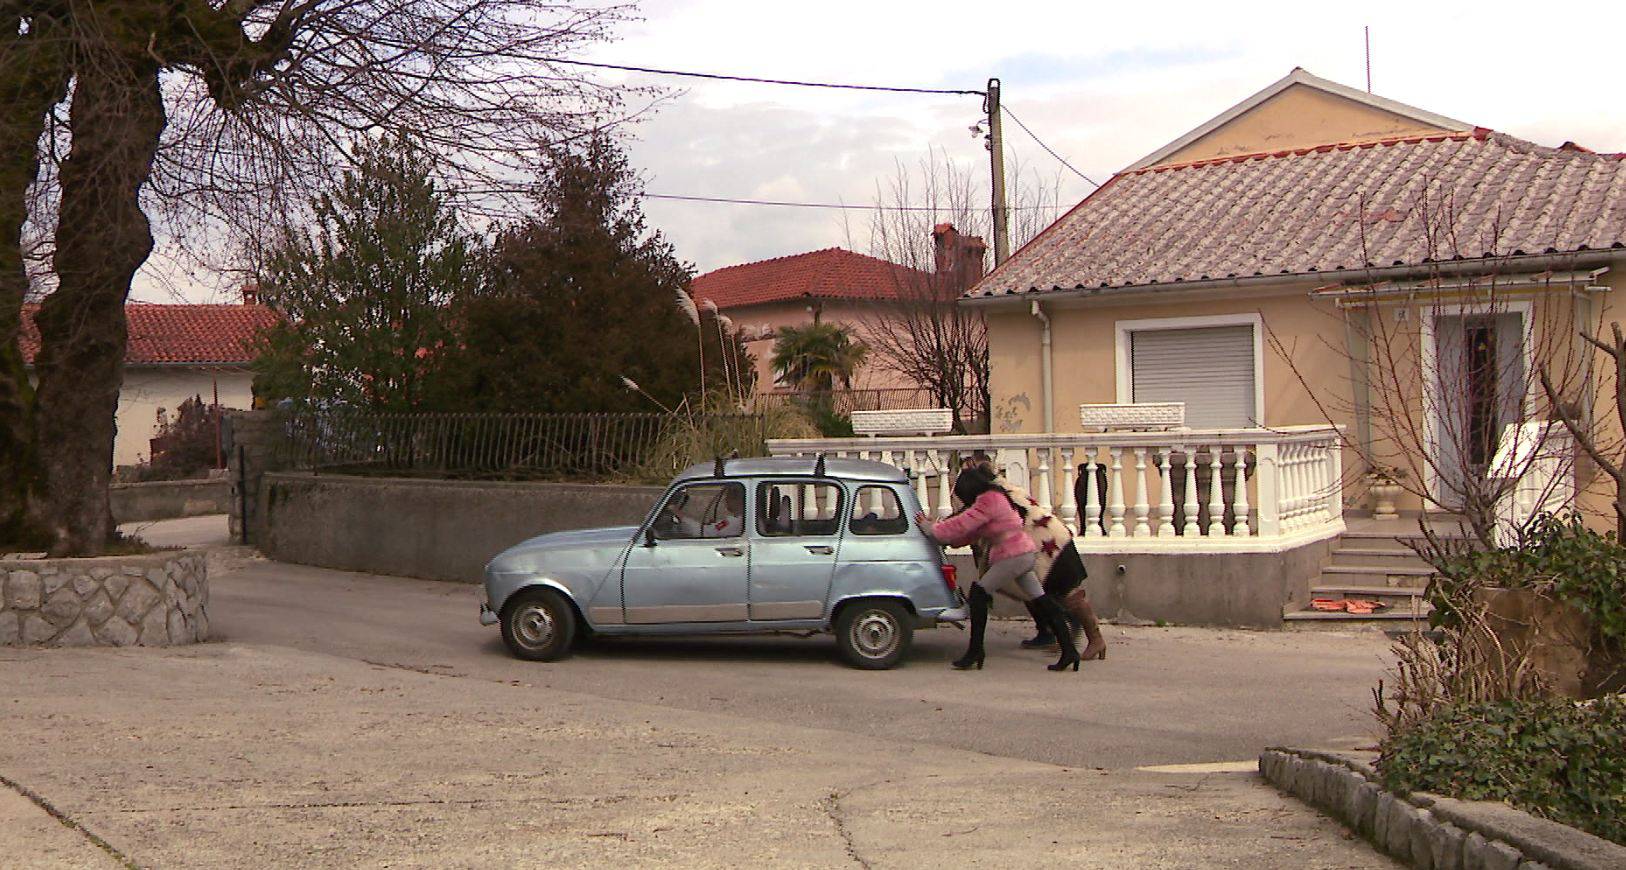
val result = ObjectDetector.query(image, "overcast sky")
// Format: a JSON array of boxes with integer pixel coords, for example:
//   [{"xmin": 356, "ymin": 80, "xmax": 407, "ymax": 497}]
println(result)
[
  {"xmin": 600, "ymin": 0, "xmax": 1626, "ymax": 275},
  {"xmin": 137, "ymin": 0, "xmax": 1626, "ymax": 301}
]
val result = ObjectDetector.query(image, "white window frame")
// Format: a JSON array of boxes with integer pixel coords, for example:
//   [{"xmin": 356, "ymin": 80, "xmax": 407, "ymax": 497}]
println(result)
[{"xmin": 1113, "ymin": 313, "xmax": 1266, "ymax": 427}]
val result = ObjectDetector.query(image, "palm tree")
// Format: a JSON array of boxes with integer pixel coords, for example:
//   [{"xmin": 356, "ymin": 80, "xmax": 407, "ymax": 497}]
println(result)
[{"xmin": 770, "ymin": 323, "xmax": 868, "ymax": 392}]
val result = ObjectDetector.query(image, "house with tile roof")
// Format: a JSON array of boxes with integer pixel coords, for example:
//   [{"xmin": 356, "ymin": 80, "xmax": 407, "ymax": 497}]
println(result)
[
  {"xmin": 766, "ymin": 68, "xmax": 1626, "ymax": 628},
  {"xmin": 691, "ymin": 225, "xmax": 986, "ymax": 397},
  {"xmin": 21, "ymin": 301, "xmax": 277, "ymax": 468}
]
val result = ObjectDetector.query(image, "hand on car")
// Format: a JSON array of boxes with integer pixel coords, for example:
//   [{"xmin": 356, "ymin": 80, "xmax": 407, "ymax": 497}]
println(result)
[{"xmin": 913, "ymin": 511, "xmax": 931, "ymax": 531}]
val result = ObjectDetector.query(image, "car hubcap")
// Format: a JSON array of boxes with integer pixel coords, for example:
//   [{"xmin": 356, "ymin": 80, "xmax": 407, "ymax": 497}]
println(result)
[
  {"xmin": 851, "ymin": 611, "xmax": 898, "ymax": 659},
  {"xmin": 515, "ymin": 604, "xmax": 555, "ymax": 648}
]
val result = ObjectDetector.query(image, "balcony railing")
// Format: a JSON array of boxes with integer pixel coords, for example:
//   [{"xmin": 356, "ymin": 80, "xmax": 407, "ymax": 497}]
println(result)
[{"xmin": 767, "ymin": 425, "xmax": 1345, "ymax": 552}]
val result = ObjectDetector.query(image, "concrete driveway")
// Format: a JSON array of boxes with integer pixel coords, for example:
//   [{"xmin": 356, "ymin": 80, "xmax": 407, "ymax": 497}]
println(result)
[{"xmin": 2, "ymin": 519, "xmax": 1400, "ymax": 868}]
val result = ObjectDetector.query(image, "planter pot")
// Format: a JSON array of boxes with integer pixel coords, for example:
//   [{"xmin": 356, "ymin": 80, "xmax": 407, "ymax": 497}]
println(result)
[
  {"xmin": 0, "ymin": 551, "xmax": 208, "ymax": 647},
  {"xmin": 1369, "ymin": 480, "xmax": 1402, "ymax": 520},
  {"xmin": 1473, "ymin": 587, "xmax": 1600, "ymax": 699}
]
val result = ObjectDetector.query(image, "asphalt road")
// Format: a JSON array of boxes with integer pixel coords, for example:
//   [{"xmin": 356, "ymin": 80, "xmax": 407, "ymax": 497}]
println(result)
[{"xmin": 1, "ymin": 517, "xmax": 1401, "ymax": 868}]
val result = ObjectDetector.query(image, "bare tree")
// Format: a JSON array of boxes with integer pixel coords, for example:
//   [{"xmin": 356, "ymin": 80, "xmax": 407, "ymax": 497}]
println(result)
[
  {"xmin": 0, "ymin": 1, "xmax": 637, "ymax": 554},
  {"xmin": 853, "ymin": 149, "xmax": 1062, "ymax": 433},
  {"xmin": 1542, "ymin": 322, "xmax": 1626, "ymax": 539},
  {"xmin": 1268, "ymin": 191, "xmax": 1601, "ymax": 548}
]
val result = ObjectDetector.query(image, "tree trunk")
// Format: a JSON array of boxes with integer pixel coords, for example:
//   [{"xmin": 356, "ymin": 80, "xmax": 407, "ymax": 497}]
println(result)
[
  {"xmin": 0, "ymin": 23, "xmax": 69, "ymax": 546},
  {"xmin": 32, "ymin": 54, "xmax": 165, "ymax": 555}
]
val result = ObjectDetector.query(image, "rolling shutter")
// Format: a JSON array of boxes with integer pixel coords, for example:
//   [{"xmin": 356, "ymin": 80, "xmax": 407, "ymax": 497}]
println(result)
[{"xmin": 1130, "ymin": 325, "xmax": 1257, "ymax": 428}]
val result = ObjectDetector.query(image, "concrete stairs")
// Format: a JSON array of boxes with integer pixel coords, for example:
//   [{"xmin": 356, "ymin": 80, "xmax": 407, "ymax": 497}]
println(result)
[{"xmin": 1284, "ymin": 522, "xmax": 1444, "ymax": 627}]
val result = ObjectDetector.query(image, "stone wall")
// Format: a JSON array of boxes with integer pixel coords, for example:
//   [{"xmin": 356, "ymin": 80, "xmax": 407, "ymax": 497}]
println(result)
[
  {"xmin": 1260, "ymin": 747, "xmax": 1626, "ymax": 869},
  {"xmin": 259, "ymin": 472, "xmax": 663, "ymax": 583},
  {"xmin": 110, "ymin": 478, "xmax": 231, "ymax": 524},
  {"xmin": 1, "ymin": 552, "xmax": 209, "ymax": 647}
]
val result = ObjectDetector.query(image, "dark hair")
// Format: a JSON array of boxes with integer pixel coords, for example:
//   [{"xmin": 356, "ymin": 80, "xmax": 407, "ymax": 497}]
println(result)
[{"xmin": 952, "ymin": 465, "xmax": 998, "ymax": 506}]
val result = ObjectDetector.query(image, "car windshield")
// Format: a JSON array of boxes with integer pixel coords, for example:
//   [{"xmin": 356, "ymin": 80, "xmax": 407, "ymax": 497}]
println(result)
[{"xmin": 652, "ymin": 482, "xmax": 745, "ymax": 539}]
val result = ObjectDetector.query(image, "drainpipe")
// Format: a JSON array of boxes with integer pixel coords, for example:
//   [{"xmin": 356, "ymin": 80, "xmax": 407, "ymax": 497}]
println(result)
[{"xmin": 1030, "ymin": 300, "xmax": 1054, "ymax": 433}]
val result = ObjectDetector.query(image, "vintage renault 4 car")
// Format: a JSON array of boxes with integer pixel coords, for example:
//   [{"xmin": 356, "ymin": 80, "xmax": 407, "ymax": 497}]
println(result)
[{"xmin": 479, "ymin": 456, "xmax": 964, "ymax": 669}]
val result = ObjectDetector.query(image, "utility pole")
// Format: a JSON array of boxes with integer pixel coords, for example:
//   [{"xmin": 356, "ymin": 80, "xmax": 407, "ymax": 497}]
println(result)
[{"xmin": 985, "ymin": 77, "xmax": 1010, "ymax": 265}]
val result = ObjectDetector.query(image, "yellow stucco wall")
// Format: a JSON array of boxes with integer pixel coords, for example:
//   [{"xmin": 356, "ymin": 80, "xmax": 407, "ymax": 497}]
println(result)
[
  {"xmin": 985, "ymin": 269, "xmax": 1626, "ymax": 526},
  {"xmin": 115, "ymin": 368, "xmax": 253, "ymax": 469},
  {"xmin": 1158, "ymin": 83, "xmax": 1450, "ymax": 167},
  {"xmin": 988, "ymin": 285, "xmax": 1352, "ymax": 434}
]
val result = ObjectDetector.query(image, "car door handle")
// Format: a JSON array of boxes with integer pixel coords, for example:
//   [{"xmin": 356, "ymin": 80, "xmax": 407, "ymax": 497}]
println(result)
[
  {"xmin": 715, "ymin": 546, "xmax": 745, "ymax": 557},
  {"xmin": 804, "ymin": 545, "xmax": 834, "ymax": 555}
]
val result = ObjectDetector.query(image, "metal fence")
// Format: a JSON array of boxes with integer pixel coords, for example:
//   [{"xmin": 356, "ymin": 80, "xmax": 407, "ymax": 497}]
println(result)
[{"xmin": 279, "ymin": 411, "xmax": 766, "ymax": 481}]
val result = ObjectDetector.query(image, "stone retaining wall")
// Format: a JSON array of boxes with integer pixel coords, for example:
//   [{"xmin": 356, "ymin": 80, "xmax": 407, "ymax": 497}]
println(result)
[
  {"xmin": 1259, "ymin": 747, "xmax": 1626, "ymax": 870},
  {"xmin": 1, "ymin": 552, "xmax": 209, "ymax": 647},
  {"xmin": 110, "ymin": 478, "xmax": 231, "ymax": 524},
  {"xmin": 258, "ymin": 472, "xmax": 663, "ymax": 583}
]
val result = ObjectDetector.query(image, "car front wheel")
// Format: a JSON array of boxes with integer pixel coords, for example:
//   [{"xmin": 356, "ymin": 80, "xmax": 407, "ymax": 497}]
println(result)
[
  {"xmin": 500, "ymin": 588, "xmax": 577, "ymax": 662},
  {"xmin": 835, "ymin": 599, "xmax": 913, "ymax": 670}
]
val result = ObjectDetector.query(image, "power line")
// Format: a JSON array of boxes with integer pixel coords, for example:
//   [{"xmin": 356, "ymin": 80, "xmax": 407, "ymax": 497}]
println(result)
[
  {"xmin": 1000, "ymin": 104, "xmax": 1101, "ymax": 188},
  {"xmin": 644, "ymin": 192, "xmax": 1054, "ymax": 211},
  {"xmin": 546, "ymin": 57, "xmax": 985, "ymax": 96}
]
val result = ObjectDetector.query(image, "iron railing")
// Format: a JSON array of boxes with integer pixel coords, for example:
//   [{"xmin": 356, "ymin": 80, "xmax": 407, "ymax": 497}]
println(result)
[{"xmin": 279, "ymin": 411, "xmax": 765, "ymax": 480}]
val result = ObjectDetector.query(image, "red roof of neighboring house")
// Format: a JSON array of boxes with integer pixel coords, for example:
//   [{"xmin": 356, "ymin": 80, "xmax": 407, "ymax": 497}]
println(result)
[
  {"xmin": 691, "ymin": 247, "xmax": 926, "ymax": 309},
  {"xmin": 20, "ymin": 303, "xmax": 278, "ymax": 366},
  {"xmin": 970, "ymin": 129, "xmax": 1626, "ymax": 299}
]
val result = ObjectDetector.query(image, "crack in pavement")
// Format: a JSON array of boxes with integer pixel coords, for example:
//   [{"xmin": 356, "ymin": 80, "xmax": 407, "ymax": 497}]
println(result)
[
  {"xmin": 822, "ymin": 788, "xmax": 872, "ymax": 870},
  {"xmin": 101, "ymin": 795, "xmax": 584, "ymax": 814},
  {"xmin": 1, "ymin": 772, "xmax": 141, "ymax": 870}
]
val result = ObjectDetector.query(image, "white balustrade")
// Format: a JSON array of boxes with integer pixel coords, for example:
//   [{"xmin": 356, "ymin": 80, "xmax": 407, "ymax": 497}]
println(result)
[{"xmin": 769, "ymin": 425, "xmax": 1345, "ymax": 550}]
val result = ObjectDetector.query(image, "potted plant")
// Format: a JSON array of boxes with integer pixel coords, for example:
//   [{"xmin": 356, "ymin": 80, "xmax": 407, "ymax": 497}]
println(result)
[{"xmin": 1367, "ymin": 465, "xmax": 1406, "ymax": 520}]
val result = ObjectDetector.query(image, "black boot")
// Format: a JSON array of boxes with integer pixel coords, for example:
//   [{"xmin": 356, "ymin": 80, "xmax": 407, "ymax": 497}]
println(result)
[
  {"xmin": 1033, "ymin": 595, "xmax": 1081, "ymax": 672},
  {"xmin": 1020, "ymin": 600, "xmax": 1056, "ymax": 649},
  {"xmin": 952, "ymin": 585, "xmax": 989, "ymax": 670}
]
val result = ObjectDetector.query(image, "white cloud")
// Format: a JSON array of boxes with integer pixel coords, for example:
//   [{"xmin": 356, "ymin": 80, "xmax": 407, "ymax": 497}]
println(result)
[{"xmin": 135, "ymin": 0, "xmax": 1626, "ymax": 296}]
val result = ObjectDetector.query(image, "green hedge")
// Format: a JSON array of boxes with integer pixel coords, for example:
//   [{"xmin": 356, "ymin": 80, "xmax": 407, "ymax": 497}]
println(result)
[{"xmin": 1378, "ymin": 695, "xmax": 1626, "ymax": 845}]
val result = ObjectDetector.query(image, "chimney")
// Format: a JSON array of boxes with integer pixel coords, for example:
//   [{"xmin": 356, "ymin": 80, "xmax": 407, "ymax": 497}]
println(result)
[
  {"xmin": 240, "ymin": 282, "xmax": 259, "ymax": 305},
  {"xmin": 932, "ymin": 223, "xmax": 988, "ymax": 291}
]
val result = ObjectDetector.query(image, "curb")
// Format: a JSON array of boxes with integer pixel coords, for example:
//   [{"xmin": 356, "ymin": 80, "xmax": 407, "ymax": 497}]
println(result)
[{"xmin": 1258, "ymin": 748, "xmax": 1626, "ymax": 870}]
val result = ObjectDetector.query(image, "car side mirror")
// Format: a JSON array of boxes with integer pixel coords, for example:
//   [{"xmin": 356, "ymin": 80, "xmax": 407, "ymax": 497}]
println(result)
[{"xmin": 643, "ymin": 527, "xmax": 657, "ymax": 548}]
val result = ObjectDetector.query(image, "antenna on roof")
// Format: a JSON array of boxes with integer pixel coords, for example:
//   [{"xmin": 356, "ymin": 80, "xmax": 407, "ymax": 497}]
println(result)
[
  {"xmin": 1364, "ymin": 26, "xmax": 1372, "ymax": 93},
  {"xmin": 814, "ymin": 453, "xmax": 827, "ymax": 477}
]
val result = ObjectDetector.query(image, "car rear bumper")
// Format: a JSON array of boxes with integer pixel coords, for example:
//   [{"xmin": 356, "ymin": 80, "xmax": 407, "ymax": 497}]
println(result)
[{"xmin": 479, "ymin": 601, "xmax": 498, "ymax": 626}]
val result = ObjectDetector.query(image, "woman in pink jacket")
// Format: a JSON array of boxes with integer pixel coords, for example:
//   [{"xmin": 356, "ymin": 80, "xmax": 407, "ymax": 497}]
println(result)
[{"xmin": 915, "ymin": 465, "xmax": 1081, "ymax": 672}]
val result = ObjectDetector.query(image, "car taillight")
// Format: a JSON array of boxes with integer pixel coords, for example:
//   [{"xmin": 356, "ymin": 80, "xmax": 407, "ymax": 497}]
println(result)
[{"xmin": 940, "ymin": 563, "xmax": 957, "ymax": 591}]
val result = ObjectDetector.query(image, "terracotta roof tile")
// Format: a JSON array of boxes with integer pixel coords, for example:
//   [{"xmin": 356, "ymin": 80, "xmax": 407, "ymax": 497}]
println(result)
[
  {"xmin": 969, "ymin": 130, "xmax": 1626, "ymax": 299},
  {"xmin": 20, "ymin": 303, "xmax": 278, "ymax": 366},
  {"xmin": 692, "ymin": 247, "xmax": 927, "ymax": 309}
]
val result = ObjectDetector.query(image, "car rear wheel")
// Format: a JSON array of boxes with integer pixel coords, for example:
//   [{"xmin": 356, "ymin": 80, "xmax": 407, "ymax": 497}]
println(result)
[
  {"xmin": 835, "ymin": 599, "xmax": 912, "ymax": 670},
  {"xmin": 500, "ymin": 588, "xmax": 577, "ymax": 662}
]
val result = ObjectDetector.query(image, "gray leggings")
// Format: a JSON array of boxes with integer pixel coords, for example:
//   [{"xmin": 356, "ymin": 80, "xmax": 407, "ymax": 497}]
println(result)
[{"xmin": 975, "ymin": 551, "xmax": 1043, "ymax": 600}]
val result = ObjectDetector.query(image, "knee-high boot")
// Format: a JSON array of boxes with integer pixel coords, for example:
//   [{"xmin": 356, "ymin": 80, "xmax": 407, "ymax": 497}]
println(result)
[
  {"xmin": 952, "ymin": 585, "xmax": 990, "ymax": 670},
  {"xmin": 1033, "ymin": 595, "xmax": 1081, "ymax": 672},
  {"xmin": 1021, "ymin": 598, "xmax": 1056, "ymax": 649},
  {"xmin": 1069, "ymin": 591, "xmax": 1107, "ymax": 661}
]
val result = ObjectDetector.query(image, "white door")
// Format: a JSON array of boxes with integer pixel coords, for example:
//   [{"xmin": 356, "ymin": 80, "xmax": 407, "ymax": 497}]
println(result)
[{"xmin": 1428, "ymin": 312, "xmax": 1525, "ymax": 508}]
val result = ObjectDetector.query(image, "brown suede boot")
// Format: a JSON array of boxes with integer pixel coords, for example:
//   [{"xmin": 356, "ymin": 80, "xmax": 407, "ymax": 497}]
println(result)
[{"xmin": 1068, "ymin": 590, "xmax": 1107, "ymax": 661}]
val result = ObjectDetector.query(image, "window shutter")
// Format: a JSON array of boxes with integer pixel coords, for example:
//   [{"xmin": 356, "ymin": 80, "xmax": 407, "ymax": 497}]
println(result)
[{"xmin": 1131, "ymin": 325, "xmax": 1256, "ymax": 428}]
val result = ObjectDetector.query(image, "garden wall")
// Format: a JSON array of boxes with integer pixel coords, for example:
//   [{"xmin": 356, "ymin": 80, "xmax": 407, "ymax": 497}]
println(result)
[
  {"xmin": 258, "ymin": 472, "xmax": 664, "ymax": 583},
  {"xmin": 110, "ymin": 478, "xmax": 231, "ymax": 524},
  {"xmin": 1, "ymin": 551, "xmax": 208, "ymax": 646}
]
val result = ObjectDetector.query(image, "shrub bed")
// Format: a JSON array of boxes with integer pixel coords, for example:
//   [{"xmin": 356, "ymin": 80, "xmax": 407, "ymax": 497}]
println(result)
[{"xmin": 1378, "ymin": 695, "xmax": 1625, "ymax": 845}]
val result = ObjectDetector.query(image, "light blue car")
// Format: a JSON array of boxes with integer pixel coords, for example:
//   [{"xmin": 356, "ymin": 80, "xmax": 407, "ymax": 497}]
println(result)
[{"xmin": 480, "ymin": 456, "xmax": 965, "ymax": 669}]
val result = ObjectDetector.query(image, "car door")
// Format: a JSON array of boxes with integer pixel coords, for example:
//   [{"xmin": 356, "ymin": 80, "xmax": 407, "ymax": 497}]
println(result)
[
  {"xmin": 747, "ymin": 479, "xmax": 844, "ymax": 620},
  {"xmin": 621, "ymin": 481, "xmax": 750, "ymax": 624}
]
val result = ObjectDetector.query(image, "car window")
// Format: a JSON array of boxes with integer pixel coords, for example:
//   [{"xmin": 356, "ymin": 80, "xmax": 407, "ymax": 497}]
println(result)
[
  {"xmin": 850, "ymin": 486, "xmax": 908, "ymax": 535},
  {"xmin": 757, "ymin": 481, "xmax": 842, "ymax": 537},
  {"xmin": 651, "ymin": 482, "xmax": 746, "ymax": 540}
]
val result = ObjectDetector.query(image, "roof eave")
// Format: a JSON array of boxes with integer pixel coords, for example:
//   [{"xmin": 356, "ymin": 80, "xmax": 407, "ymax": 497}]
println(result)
[{"xmin": 961, "ymin": 250, "xmax": 1626, "ymax": 308}]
